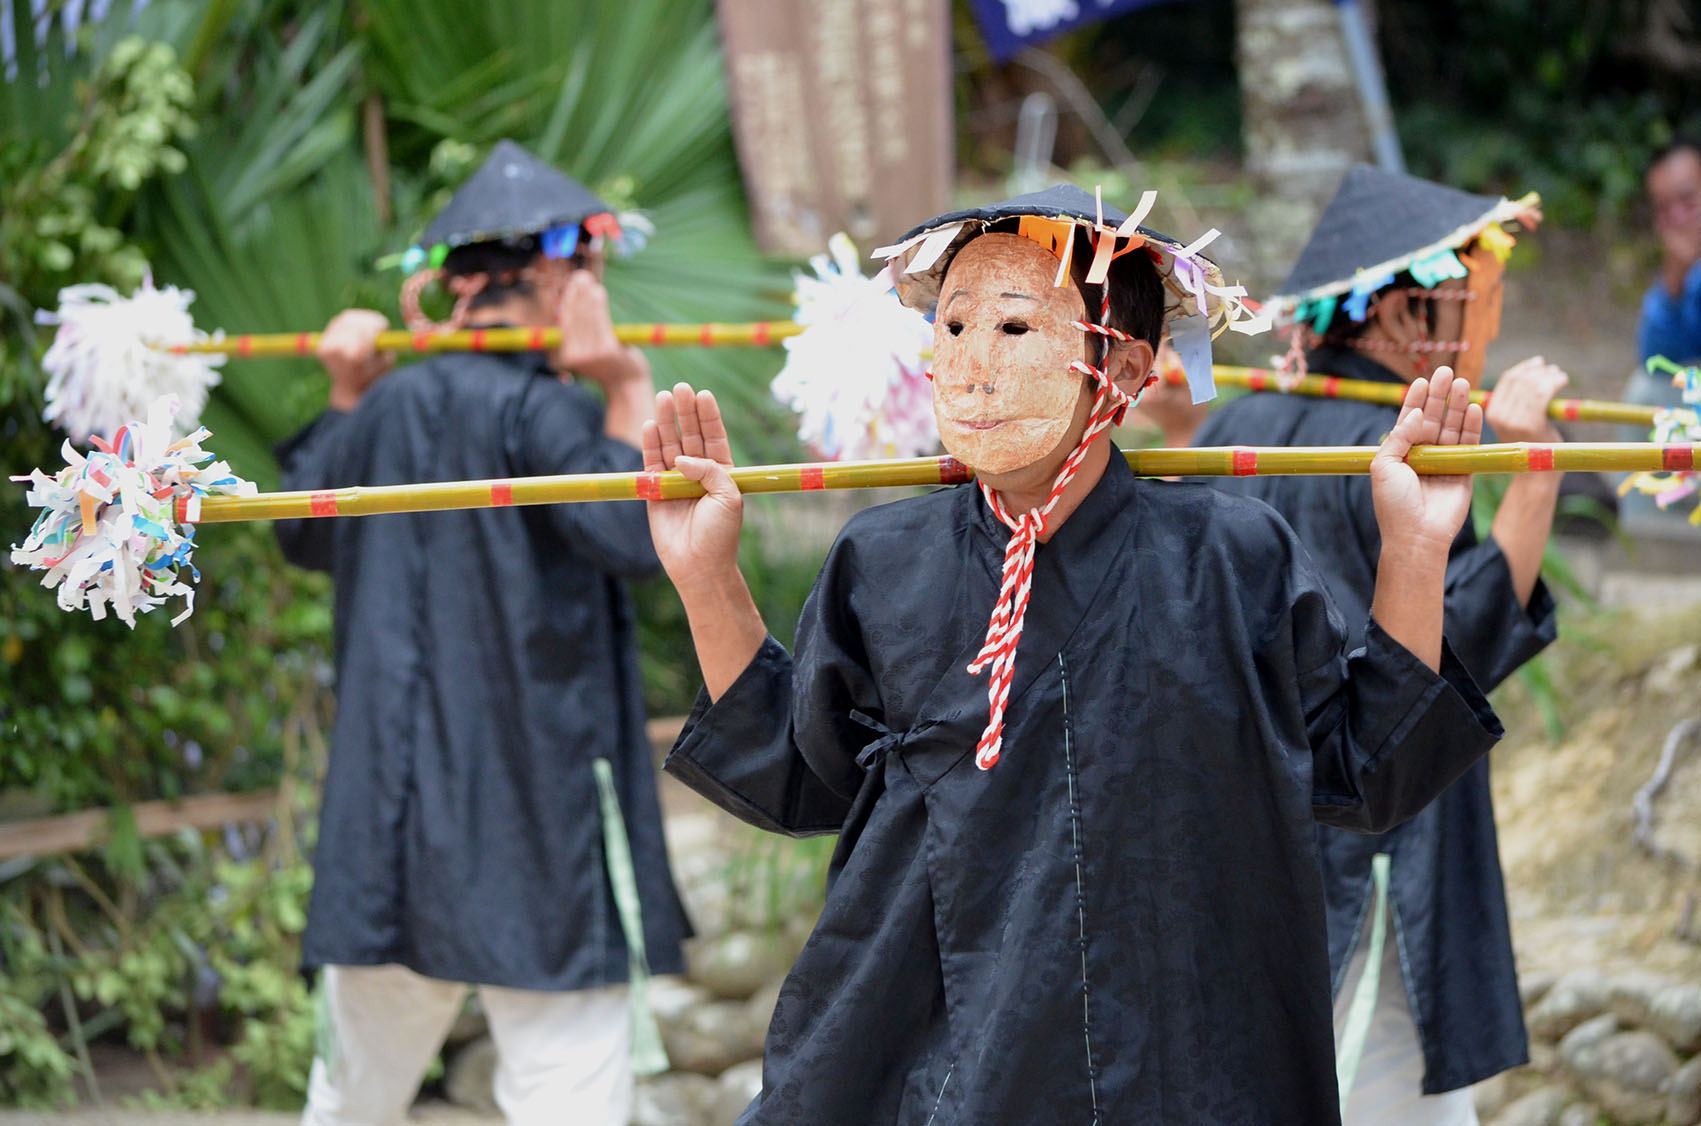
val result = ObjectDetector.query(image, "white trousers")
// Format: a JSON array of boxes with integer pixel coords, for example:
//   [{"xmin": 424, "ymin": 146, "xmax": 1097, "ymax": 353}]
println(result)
[
  {"xmin": 1334, "ymin": 903, "xmax": 1479, "ymax": 1126},
  {"xmin": 301, "ymin": 963, "xmax": 632, "ymax": 1126}
]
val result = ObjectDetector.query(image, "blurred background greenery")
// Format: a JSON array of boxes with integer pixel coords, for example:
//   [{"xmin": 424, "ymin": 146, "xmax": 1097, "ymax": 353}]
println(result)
[{"xmin": 1, "ymin": 0, "xmax": 1696, "ymax": 1108}]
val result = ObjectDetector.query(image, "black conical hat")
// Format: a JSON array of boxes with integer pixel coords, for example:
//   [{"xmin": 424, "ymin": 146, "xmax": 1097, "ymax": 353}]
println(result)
[
  {"xmin": 421, "ymin": 139, "xmax": 611, "ymax": 251},
  {"xmin": 1275, "ymin": 165, "xmax": 1527, "ymax": 305}
]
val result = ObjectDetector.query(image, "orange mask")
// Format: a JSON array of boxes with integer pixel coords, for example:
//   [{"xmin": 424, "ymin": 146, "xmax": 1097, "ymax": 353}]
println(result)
[
  {"xmin": 1452, "ymin": 242, "xmax": 1506, "ymax": 388},
  {"xmin": 931, "ymin": 234, "xmax": 1094, "ymax": 475}
]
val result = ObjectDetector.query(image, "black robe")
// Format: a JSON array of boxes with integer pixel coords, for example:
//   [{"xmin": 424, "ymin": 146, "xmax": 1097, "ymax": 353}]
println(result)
[
  {"xmin": 1194, "ymin": 346, "xmax": 1558, "ymax": 1093},
  {"xmin": 665, "ymin": 451, "xmax": 1502, "ymax": 1125},
  {"xmin": 276, "ymin": 351, "xmax": 688, "ymax": 990}
]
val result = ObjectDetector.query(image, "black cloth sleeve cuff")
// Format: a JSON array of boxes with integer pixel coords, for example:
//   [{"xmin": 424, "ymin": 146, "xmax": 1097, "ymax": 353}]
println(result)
[
  {"xmin": 664, "ymin": 636, "xmax": 842, "ymax": 837},
  {"xmin": 1355, "ymin": 617, "xmax": 1503, "ymax": 764}
]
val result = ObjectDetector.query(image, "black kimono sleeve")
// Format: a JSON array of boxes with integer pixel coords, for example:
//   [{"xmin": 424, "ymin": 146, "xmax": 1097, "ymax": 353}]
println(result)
[
  {"xmin": 1341, "ymin": 473, "xmax": 1557, "ymax": 692},
  {"xmin": 665, "ymin": 532, "xmax": 885, "ymax": 837},
  {"xmin": 274, "ymin": 408, "xmax": 356, "ymax": 573},
  {"xmin": 511, "ymin": 381, "xmax": 659, "ymax": 579},
  {"xmin": 1279, "ymin": 553, "xmax": 1505, "ymax": 835}
]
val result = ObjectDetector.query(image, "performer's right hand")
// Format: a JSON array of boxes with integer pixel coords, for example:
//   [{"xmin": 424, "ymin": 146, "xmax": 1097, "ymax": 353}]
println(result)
[
  {"xmin": 320, "ymin": 309, "xmax": 395, "ymax": 412},
  {"xmin": 642, "ymin": 383, "xmax": 744, "ymax": 584}
]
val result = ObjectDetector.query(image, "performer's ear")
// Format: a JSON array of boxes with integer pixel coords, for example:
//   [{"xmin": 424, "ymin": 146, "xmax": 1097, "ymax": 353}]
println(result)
[
  {"xmin": 1374, "ymin": 290, "xmax": 1426, "ymax": 346},
  {"xmin": 1106, "ymin": 337, "xmax": 1155, "ymax": 398}
]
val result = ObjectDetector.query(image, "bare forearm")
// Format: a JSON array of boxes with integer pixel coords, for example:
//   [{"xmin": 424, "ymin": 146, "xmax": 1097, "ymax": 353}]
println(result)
[
  {"xmin": 1370, "ymin": 539, "xmax": 1451, "ymax": 671},
  {"xmin": 1489, "ymin": 472, "xmax": 1562, "ymax": 606},
  {"xmin": 603, "ymin": 377, "xmax": 654, "ymax": 450},
  {"xmin": 676, "ymin": 569, "xmax": 770, "ymax": 701}
]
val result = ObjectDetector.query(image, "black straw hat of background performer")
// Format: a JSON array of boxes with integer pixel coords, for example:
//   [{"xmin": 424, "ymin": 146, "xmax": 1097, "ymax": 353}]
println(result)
[
  {"xmin": 1275, "ymin": 165, "xmax": 1513, "ymax": 305},
  {"xmin": 422, "ymin": 139, "xmax": 612, "ymax": 252}
]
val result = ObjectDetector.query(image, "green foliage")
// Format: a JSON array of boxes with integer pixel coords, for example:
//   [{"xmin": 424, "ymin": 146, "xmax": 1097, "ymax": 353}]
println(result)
[{"xmin": 0, "ymin": 0, "xmax": 821, "ymax": 1107}]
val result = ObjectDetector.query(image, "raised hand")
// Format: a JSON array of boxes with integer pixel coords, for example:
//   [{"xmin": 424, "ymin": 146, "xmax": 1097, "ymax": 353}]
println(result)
[
  {"xmin": 643, "ymin": 383, "xmax": 768, "ymax": 700},
  {"xmin": 642, "ymin": 383, "xmax": 745, "ymax": 582},
  {"xmin": 319, "ymin": 309, "xmax": 395, "ymax": 412},
  {"xmin": 1485, "ymin": 357, "xmax": 1568, "ymax": 444},
  {"xmin": 1371, "ymin": 369, "xmax": 1483, "ymax": 555},
  {"xmin": 553, "ymin": 269, "xmax": 649, "ymax": 393},
  {"xmin": 1367, "ymin": 368, "xmax": 1483, "ymax": 670}
]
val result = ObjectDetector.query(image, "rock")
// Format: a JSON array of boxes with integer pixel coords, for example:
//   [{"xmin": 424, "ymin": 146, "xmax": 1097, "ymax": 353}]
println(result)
[
  {"xmin": 631, "ymin": 1071, "xmax": 719, "ymax": 1126},
  {"xmin": 1668, "ymin": 1056, "xmax": 1701, "ymax": 1126},
  {"xmin": 745, "ymin": 978, "xmax": 783, "ymax": 1035},
  {"xmin": 651, "ymin": 975, "xmax": 715, "ymax": 1024},
  {"xmin": 1605, "ymin": 969, "xmax": 1672, "ymax": 1029},
  {"xmin": 1648, "ymin": 983, "xmax": 1701, "ymax": 1053},
  {"xmin": 1566, "ymin": 1025, "xmax": 1678, "ymax": 1125},
  {"xmin": 1644, "ymin": 642, "xmax": 1700, "ymax": 696},
  {"xmin": 1489, "ymin": 1086, "xmax": 1569, "ymax": 1126},
  {"xmin": 1558, "ymin": 1012, "xmax": 1619, "ymax": 1076},
  {"xmin": 1519, "ymin": 971, "xmax": 1560, "ymax": 1009},
  {"xmin": 444, "ymin": 993, "xmax": 488, "ymax": 1047},
  {"xmin": 1530, "ymin": 970, "xmax": 1611, "ymax": 1042},
  {"xmin": 660, "ymin": 1000, "xmax": 764, "ymax": 1077},
  {"xmin": 1528, "ymin": 1040, "xmax": 1558, "ymax": 1074},
  {"xmin": 1472, "ymin": 1070, "xmax": 1520, "ymax": 1118},
  {"xmin": 711, "ymin": 1058, "xmax": 765, "ymax": 1126},
  {"xmin": 1555, "ymin": 1103, "xmax": 1601, "ymax": 1126},
  {"xmin": 686, "ymin": 931, "xmax": 794, "ymax": 1002},
  {"xmin": 443, "ymin": 1034, "xmax": 498, "ymax": 1114}
]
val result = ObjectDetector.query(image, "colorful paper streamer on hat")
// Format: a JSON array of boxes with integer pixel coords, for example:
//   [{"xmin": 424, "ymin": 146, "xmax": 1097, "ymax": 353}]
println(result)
[{"xmin": 1618, "ymin": 357, "xmax": 1701, "ymax": 523}]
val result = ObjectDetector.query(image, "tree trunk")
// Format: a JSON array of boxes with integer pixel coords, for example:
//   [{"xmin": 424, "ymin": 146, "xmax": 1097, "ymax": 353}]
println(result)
[{"xmin": 1234, "ymin": 0, "xmax": 1372, "ymax": 286}]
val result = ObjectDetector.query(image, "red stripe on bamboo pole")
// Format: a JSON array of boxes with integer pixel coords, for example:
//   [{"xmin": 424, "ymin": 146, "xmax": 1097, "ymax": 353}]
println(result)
[
  {"xmin": 1232, "ymin": 448, "xmax": 1258, "ymax": 476},
  {"xmin": 1527, "ymin": 446, "xmax": 1555, "ymax": 472}
]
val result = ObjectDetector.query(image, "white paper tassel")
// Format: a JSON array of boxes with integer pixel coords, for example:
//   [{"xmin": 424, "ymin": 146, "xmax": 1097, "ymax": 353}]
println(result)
[
  {"xmin": 771, "ymin": 234, "xmax": 938, "ymax": 461},
  {"xmin": 37, "ymin": 279, "xmax": 225, "ymax": 443},
  {"xmin": 9, "ymin": 396, "xmax": 254, "ymax": 627}
]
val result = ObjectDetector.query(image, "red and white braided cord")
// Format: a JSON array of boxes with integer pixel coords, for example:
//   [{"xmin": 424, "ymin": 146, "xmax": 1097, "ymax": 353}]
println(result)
[{"xmin": 966, "ymin": 320, "xmax": 1137, "ymax": 769}]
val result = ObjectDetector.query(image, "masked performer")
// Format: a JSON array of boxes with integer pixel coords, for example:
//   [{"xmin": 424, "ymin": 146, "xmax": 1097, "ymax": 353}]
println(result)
[
  {"xmin": 276, "ymin": 140, "xmax": 688, "ymax": 1126},
  {"xmin": 642, "ymin": 186, "xmax": 1502, "ymax": 1125},
  {"xmin": 1189, "ymin": 166, "xmax": 1565, "ymax": 1124}
]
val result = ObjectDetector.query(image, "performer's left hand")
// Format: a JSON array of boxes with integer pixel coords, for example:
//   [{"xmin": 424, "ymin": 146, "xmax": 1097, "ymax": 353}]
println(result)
[
  {"xmin": 1485, "ymin": 357, "xmax": 1568, "ymax": 444},
  {"xmin": 1370, "ymin": 369, "xmax": 1482, "ymax": 555},
  {"xmin": 553, "ymin": 270, "xmax": 653, "ymax": 447},
  {"xmin": 552, "ymin": 269, "xmax": 650, "ymax": 393}
]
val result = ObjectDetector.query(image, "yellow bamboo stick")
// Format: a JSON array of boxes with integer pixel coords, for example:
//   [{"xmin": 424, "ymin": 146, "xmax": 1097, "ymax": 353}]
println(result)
[
  {"xmin": 155, "ymin": 326, "xmax": 1687, "ymax": 429},
  {"xmin": 175, "ymin": 443, "xmax": 1700, "ymax": 526},
  {"xmin": 1183, "ymin": 366, "xmax": 1692, "ymax": 429},
  {"xmin": 159, "ymin": 322, "xmax": 806, "ymax": 357}
]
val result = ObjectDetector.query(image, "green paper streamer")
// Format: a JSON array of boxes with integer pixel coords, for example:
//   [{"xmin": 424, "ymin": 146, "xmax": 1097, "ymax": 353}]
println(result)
[
  {"xmin": 1309, "ymin": 295, "xmax": 1339, "ymax": 335},
  {"xmin": 593, "ymin": 757, "xmax": 671, "ymax": 1077},
  {"xmin": 1408, "ymin": 249, "xmax": 1466, "ymax": 288}
]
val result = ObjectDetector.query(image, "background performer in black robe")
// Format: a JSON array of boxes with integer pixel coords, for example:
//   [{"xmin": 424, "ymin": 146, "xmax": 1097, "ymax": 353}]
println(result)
[
  {"xmin": 276, "ymin": 140, "xmax": 688, "ymax": 1125},
  {"xmin": 1142, "ymin": 166, "xmax": 1566, "ymax": 1124},
  {"xmin": 640, "ymin": 185, "xmax": 1503, "ymax": 1125}
]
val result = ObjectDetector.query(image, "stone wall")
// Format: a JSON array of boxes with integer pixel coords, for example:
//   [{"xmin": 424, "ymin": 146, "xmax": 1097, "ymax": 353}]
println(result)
[{"xmin": 1478, "ymin": 969, "xmax": 1701, "ymax": 1126}]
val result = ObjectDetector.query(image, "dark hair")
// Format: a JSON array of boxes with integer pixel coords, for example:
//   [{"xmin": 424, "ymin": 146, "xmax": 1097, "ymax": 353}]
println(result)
[
  {"xmin": 1650, "ymin": 137, "xmax": 1701, "ymax": 177},
  {"xmin": 442, "ymin": 233, "xmax": 593, "ymax": 310}
]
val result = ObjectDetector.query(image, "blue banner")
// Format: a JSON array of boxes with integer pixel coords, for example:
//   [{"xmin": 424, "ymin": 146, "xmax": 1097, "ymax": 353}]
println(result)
[{"xmin": 970, "ymin": 0, "xmax": 1186, "ymax": 62}]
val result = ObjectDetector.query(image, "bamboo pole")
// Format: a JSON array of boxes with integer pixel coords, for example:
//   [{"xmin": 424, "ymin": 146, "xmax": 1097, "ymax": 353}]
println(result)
[
  {"xmin": 1185, "ymin": 366, "xmax": 1692, "ymax": 429},
  {"xmin": 153, "ymin": 326, "xmax": 1690, "ymax": 429},
  {"xmin": 174, "ymin": 443, "xmax": 1700, "ymax": 526},
  {"xmin": 159, "ymin": 322, "xmax": 805, "ymax": 357}
]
